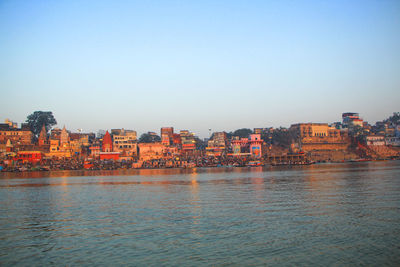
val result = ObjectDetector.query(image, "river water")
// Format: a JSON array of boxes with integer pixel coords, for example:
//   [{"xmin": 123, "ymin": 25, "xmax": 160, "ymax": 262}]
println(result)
[{"xmin": 1, "ymin": 161, "xmax": 399, "ymax": 266}]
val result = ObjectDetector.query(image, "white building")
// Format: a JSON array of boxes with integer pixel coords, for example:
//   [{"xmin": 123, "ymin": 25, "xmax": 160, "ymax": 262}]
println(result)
[
  {"xmin": 113, "ymin": 129, "xmax": 138, "ymax": 157},
  {"xmin": 385, "ymin": 137, "xmax": 400, "ymax": 147},
  {"xmin": 366, "ymin": 135, "xmax": 385, "ymax": 146}
]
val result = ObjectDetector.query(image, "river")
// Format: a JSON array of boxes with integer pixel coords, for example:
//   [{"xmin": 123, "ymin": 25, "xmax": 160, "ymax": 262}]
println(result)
[{"xmin": 1, "ymin": 161, "xmax": 399, "ymax": 266}]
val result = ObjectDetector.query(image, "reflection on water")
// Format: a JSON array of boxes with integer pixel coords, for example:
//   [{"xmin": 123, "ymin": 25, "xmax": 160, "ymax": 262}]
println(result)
[{"xmin": 1, "ymin": 161, "xmax": 400, "ymax": 265}]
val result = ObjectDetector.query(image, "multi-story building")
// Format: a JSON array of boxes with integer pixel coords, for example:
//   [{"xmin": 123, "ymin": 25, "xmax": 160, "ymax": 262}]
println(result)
[
  {"xmin": 4, "ymin": 119, "xmax": 17, "ymax": 129},
  {"xmin": 50, "ymin": 128, "xmax": 62, "ymax": 140},
  {"xmin": 138, "ymin": 143, "xmax": 166, "ymax": 161},
  {"xmin": 180, "ymin": 130, "xmax": 197, "ymax": 152},
  {"xmin": 48, "ymin": 139, "xmax": 72, "ymax": 158},
  {"xmin": 366, "ymin": 135, "xmax": 385, "ymax": 146},
  {"xmin": 172, "ymin": 133, "xmax": 181, "ymax": 147},
  {"xmin": 113, "ymin": 129, "xmax": 138, "ymax": 158},
  {"xmin": 0, "ymin": 122, "xmax": 32, "ymax": 145},
  {"xmin": 99, "ymin": 131, "xmax": 120, "ymax": 160},
  {"xmin": 111, "ymin": 129, "xmax": 137, "ymax": 140},
  {"xmin": 385, "ymin": 136, "xmax": 400, "ymax": 147},
  {"xmin": 161, "ymin": 127, "xmax": 174, "ymax": 146},
  {"xmin": 289, "ymin": 123, "xmax": 349, "ymax": 152},
  {"xmin": 249, "ymin": 134, "xmax": 262, "ymax": 158},
  {"xmin": 342, "ymin": 112, "xmax": 363, "ymax": 128},
  {"xmin": 230, "ymin": 134, "xmax": 263, "ymax": 158},
  {"xmin": 206, "ymin": 132, "xmax": 227, "ymax": 156}
]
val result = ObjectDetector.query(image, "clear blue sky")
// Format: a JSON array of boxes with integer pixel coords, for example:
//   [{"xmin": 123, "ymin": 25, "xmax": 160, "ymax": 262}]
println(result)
[{"xmin": 1, "ymin": 0, "xmax": 399, "ymax": 138}]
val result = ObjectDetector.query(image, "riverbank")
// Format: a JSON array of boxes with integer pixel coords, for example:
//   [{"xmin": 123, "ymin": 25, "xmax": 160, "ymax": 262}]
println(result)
[{"xmin": 1, "ymin": 157, "xmax": 399, "ymax": 175}]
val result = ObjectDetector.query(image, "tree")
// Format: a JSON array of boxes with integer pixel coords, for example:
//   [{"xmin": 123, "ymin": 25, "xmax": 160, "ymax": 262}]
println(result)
[
  {"xmin": 195, "ymin": 137, "xmax": 206, "ymax": 150},
  {"xmin": 384, "ymin": 112, "xmax": 400, "ymax": 126},
  {"xmin": 97, "ymin": 129, "xmax": 106, "ymax": 138},
  {"xmin": 232, "ymin": 128, "xmax": 252, "ymax": 138},
  {"xmin": 139, "ymin": 132, "xmax": 161, "ymax": 143},
  {"xmin": 271, "ymin": 127, "xmax": 297, "ymax": 148},
  {"xmin": 26, "ymin": 111, "xmax": 57, "ymax": 138}
]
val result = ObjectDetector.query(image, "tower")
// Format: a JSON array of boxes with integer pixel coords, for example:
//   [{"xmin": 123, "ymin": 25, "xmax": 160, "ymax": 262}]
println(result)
[
  {"xmin": 60, "ymin": 126, "xmax": 69, "ymax": 145},
  {"xmin": 6, "ymin": 139, "xmax": 14, "ymax": 152},
  {"xmin": 102, "ymin": 131, "xmax": 113, "ymax": 152},
  {"xmin": 38, "ymin": 124, "xmax": 48, "ymax": 146}
]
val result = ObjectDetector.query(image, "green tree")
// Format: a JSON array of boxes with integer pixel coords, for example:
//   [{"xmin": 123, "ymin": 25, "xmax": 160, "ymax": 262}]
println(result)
[
  {"xmin": 139, "ymin": 132, "xmax": 161, "ymax": 143},
  {"xmin": 384, "ymin": 112, "xmax": 400, "ymax": 125},
  {"xmin": 232, "ymin": 128, "xmax": 252, "ymax": 138},
  {"xmin": 195, "ymin": 137, "xmax": 206, "ymax": 150},
  {"xmin": 272, "ymin": 127, "xmax": 296, "ymax": 148},
  {"xmin": 26, "ymin": 111, "xmax": 57, "ymax": 138}
]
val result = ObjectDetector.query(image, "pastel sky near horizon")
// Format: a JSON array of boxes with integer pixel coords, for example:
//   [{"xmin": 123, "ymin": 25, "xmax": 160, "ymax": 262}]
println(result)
[{"xmin": 1, "ymin": 0, "xmax": 399, "ymax": 138}]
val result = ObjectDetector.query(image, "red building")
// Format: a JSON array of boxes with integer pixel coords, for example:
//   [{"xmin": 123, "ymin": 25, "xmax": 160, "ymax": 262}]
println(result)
[
  {"xmin": 99, "ymin": 152, "xmax": 120, "ymax": 161},
  {"xmin": 182, "ymin": 143, "xmax": 196, "ymax": 151},
  {"xmin": 15, "ymin": 151, "xmax": 43, "ymax": 163},
  {"xmin": 172, "ymin": 133, "xmax": 181, "ymax": 145},
  {"xmin": 102, "ymin": 131, "xmax": 113, "ymax": 152}
]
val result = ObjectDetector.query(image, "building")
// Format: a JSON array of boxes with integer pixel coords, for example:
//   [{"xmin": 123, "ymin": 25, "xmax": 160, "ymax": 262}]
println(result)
[
  {"xmin": 172, "ymin": 133, "xmax": 181, "ymax": 146},
  {"xmin": 15, "ymin": 151, "xmax": 43, "ymax": 163},
  {"xmin": 0, "ymin": 122, "xmax": 32, "ymax": 145},
  {"xmin": 161, "ymin": 127, "xmax": 174, "ymax": 146},
  {"xmin": 38, "ymin": 125, "xmax": 48, "ymax": 146},
  {"xmin": 60, "ymin": 126, "xmax": 70, "ymax": 145},
  {"xmin": 50, "ymin": 128, "xmax": 62, "ymax": 140},
  {"xmin": 48, "ymin": 139, "xmax": 72, "ymax": 158},
  {"xmin": 342, "ymin": 112, "xmax": 363, "ymax": 128},
  {"xmin": 99, "ymin": 130, "xmax": 120, "ymax": 160},
  {"xmin": 89, "ymin": 141, "xmax": 101, "ymax": 159},
  {"xmin": 69, "ymin": 133, "xmax": 95, "ymax": 147},
  {"xmin": 111, "ymin": 129, "xmax": 137, "ymax": 140},
  {"xmin": 4, "ymin": 119, "xmax": 17, "ymax": 129},
  {"xmin": 138, "ymin": 143, "xmax": 166, "ymax": 161},
  {"xmin": 102, "ymin": 131, "xmax": 113, "ymax": 152},
  {"xmin": 231, "ymin": 136, "xmax": 250, "ymax": 156},
  {"xmin": 289, "ymin": 123, "xmax": 349, "ymax": 152},
  {"xmin": 385, "ymin": 137, "xmax": 400, "ymax": 147},
  {"xmin": 99, "ymin": 152, "xmax": 120, "ymax": 161},
  {"xmin": 180, "ymin": 130, "xmax": 197, "ymax": 153},
  {"xmin": 253, "ymin": 128, "xmax": 263, "ymax": 134},
  {"xmin": 249, "ymin": 134, "xmax": 262, "ymax": 158},
  {"xmin": 366, "ymin": 135, "xmax": 385, "ymax": 146},
  {"xmin": 230, "ymin": 134, "xmax": 262, "ymax": 158},
  {"xmin": 206, "ymin": 132, "xmax": 228, "ymax": 156},
  {"xmin": 112, "ymin": 129, "xmax": 138, "ymax": 158}
]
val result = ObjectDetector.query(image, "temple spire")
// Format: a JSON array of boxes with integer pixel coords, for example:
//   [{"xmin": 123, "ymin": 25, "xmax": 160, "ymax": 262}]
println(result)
[
  {"xmin": 38, "ymin": 124, "xmax": 48, "ymax": 146},
  {"xmin": 60, "ymin": 125, "xmax": 69, "ymax": 145}
]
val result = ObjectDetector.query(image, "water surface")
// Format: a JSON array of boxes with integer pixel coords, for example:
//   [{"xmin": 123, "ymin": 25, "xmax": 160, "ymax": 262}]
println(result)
[{"xmin": 1, "ymin": 161, "xmax": 400, "ymax": 266}]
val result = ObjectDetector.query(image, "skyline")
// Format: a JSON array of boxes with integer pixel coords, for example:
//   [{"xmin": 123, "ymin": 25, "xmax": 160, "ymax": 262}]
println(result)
[
  {"xmin": 1, "ymin": 0, "xmax": 400, "ymax": 137},
  {"xmin": 1, "ymin": 111, "xmax": 396, "ymax": 139}
]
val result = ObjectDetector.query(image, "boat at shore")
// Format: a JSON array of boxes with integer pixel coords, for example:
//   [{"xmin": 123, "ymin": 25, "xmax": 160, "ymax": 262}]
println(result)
[
  {"xmin": 247, "ymin": 161, "xmax": 263, "ymax": 167},
  {"xmin": 271, "ymin": 161, "xmax": 314, "ymax": 166}
]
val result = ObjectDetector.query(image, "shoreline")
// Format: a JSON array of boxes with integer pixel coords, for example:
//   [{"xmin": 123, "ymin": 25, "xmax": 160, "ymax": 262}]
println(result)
[{"xmin": 1, "ymin": 158, "xmax": 399, "ymax": 175}]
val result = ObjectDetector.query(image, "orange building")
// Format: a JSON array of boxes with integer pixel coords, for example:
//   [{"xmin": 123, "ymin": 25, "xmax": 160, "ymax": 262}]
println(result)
[
  {"xmin": 161, "ymin": 127, "xmax": 174, "ymax": 146},
  {"xmin": 289, "ymin": 123, "xmax": 349, "ymax": 152},
  {"xmin": 0, "ymin": 122, "xmax": 32, "ymax": 145},
  {"xmin": 138, "ymin": 143, "xmax": 166, "ymax": 161}
]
